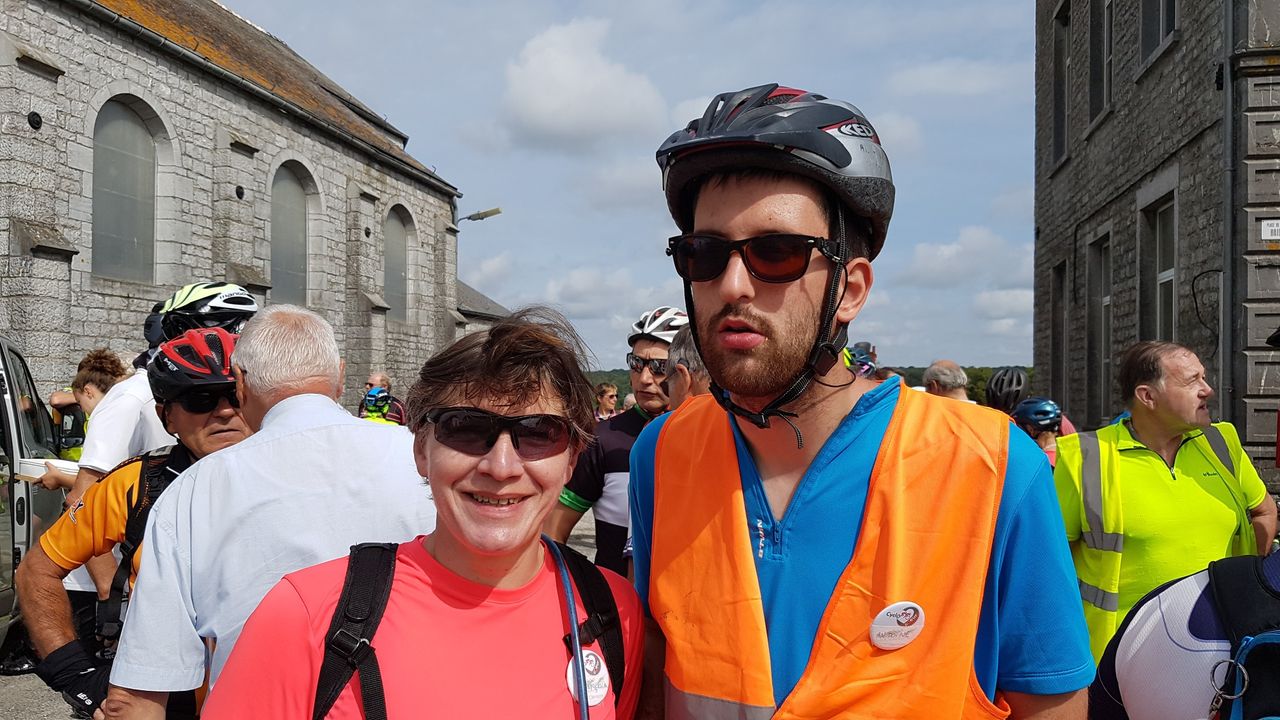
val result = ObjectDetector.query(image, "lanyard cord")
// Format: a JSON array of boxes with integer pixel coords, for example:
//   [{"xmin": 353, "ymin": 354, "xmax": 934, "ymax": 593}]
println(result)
[{"xmin": 544, "ymin": 536, "xmax": 590, "ymax": 720}]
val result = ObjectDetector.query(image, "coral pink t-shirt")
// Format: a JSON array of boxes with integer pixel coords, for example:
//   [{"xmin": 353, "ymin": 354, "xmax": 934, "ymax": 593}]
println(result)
[{"xmin": 203, "ymin": 537, "xmax": 643, "ymax": 719}]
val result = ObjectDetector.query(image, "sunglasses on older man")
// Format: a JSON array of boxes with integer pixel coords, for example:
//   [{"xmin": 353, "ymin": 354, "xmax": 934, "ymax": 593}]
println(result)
[
  {"xmin": 626, "ymin": 353, "xmax": 668, "ymax": 377},
  {"xmin": 666, "ymin": 233, "xmax": 843, "ymax": 284},
  {"xmin": 175, "ymin": 386, "xmax": 239, "ymax": 414},
  {"xmin": 425, "ymin": 407, "xmax": 573, "ymax": 460}
]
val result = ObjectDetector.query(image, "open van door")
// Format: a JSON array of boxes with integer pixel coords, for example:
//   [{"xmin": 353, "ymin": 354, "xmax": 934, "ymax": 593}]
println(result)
[{"xmin": 0, "ymin": 340, "xmax": 73, "ymax": 648}]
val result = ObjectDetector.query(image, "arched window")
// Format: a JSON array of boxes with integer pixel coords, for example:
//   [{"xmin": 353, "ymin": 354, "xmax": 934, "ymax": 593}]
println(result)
[
  {"xmin": 384, "ymin": 206, "xmax": 410, "ymax": 322},
  {"xmin": 270, "ymin": 164, "xmax": 309, "ymax": 305},
  {"xmin": 92, "ymin": 99, "xmax": 156, "ymax": 282}
]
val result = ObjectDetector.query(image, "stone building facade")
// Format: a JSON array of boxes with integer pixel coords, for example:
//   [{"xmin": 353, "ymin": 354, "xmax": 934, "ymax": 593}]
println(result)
[
  {"xmin": 1034, "ymin": 0, "xmax": 1280, "ymax": 483},
  {"xmin": 0, "ymin": 0, "xmax": 473, "ymax": 406}
]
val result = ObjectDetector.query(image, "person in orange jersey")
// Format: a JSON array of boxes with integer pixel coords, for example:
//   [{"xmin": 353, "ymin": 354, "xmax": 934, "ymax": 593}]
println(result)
[{"xmin": 629, "ymin": 83, "xmax": 1094, "ymax": 719}]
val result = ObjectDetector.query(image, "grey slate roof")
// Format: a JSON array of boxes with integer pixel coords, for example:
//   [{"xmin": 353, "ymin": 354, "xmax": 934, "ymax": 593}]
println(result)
[{"xmin": 456, "ymin": 281, "xmax": 509, "ymax": 321}]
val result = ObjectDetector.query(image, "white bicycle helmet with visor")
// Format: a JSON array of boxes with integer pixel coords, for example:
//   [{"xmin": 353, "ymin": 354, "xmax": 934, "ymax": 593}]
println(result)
[
  {"xmin": 159, "ymin": 282, "xmax": 258, "ymax": 340},
  {"xmin": 654, "ymin": 83, "xmax": 895, "ymax": 442},
  {"xmin": 629, "ymin": 306, "xmax": 688, "ymax": 347}
]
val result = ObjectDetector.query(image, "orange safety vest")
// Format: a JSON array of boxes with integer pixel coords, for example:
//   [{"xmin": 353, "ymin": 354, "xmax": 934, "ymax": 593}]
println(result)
[{"xmin": 650, "ymin": 386, "xmax": 1012, "ymax": 719}]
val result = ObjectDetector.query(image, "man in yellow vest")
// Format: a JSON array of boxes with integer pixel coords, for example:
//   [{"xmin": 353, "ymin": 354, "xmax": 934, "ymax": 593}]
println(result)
[
  {"xmin": 630, "ymin": 83, "xmax": 1094, "ymax": 719},
  {"xmin": 1055, "ymin": 340, "xmax": 1276, "ymax": 661}
]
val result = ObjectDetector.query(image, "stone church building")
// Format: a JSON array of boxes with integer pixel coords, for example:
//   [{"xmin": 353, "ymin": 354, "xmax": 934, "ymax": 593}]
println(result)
[
  {"xmin": 0, "ymin": 0, "xmax": 499, "ymax": 403},
  {"xmin": 1034, "ymin": 0, "xmax": 1280, "ymax": 481}
]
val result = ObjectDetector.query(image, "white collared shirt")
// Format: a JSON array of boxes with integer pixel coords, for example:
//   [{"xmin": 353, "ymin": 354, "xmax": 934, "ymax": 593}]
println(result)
[{"xmin": 110, "ymin": 393, "xmax": 435, "ymax": 691}]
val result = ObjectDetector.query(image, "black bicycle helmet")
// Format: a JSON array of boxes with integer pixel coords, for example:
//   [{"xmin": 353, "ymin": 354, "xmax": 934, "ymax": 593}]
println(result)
[
  {"xmin": 985, "ymin": 367, "xmax": 1029, "ymax": 414},
  {"xmin": 148, "ymin": 328, "xmax": 238, "ymax": 404},
  {"xmin": 159, "ymin": 282, "xmax": 258, "ymax": 340},
  {"xmin": 657, "ymin": 83, "xmax": 895, "ymax": 259},
  {"xmin": 1011, "ymin": 397, "xmax": 1062, "ymax": 434}
]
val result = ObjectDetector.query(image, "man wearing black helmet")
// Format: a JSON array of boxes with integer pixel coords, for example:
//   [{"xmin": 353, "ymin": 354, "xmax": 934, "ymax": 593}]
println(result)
[
  {"xmin": 545, "ymin": 306, "xmax": 687, "ymax": 574},
  {"xmin": 629, "ymin": 84, "xmax": 1093, "ymax": 718},
  {"xmin": 16, "ymin": 328, "xmax": 250, "ymax": 718}
]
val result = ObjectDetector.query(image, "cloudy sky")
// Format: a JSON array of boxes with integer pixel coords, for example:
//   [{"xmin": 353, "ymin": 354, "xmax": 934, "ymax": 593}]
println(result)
[{"xmin": 219, "ymin": 0, "xmax": 1037, "ymax": 369}]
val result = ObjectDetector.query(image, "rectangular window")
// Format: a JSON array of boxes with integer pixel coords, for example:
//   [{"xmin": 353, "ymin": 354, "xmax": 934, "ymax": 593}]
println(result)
[
  {"xmin": 1089, "ymin": 0, "xmax": 1113, "ymax": 119},
  {"xmin": 1053, "ymin": 2, "xmax": 1071, "ymax": 161},
  {"xmin": 1155, "ymin": 201, "xmax": 1175, "ymax": 340},
  {"xmin": 1051, "ymin": 261, "xmax": 1069, "ymax": 408},
  {"xmin": 1088, "ymin": 236, "xmax": 1113, "ymax": 423},
  {"xmin": 1141, "ymin": 0, "xmax": 1177, "ymax": 58},
  {"xmin": 1140, "ymin": 198, "xmax": 1177, "ymax": 340}
]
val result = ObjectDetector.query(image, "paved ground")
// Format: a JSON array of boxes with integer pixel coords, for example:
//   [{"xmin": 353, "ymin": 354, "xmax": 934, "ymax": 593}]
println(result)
[{"xmin": 0, "ymin": 510, "xmax": 602, "ymax": 717}]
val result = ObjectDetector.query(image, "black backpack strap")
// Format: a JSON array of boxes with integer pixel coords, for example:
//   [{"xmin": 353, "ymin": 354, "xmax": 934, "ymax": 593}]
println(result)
[
  {"xmin": 98, "ymin": 452, "xmax": 173, "ymax": 644},
  {"xmin": 313, "ymin": 543, "xmax": 398, "ymax": 720},
  {"xmin": 556, "ymin": 541, "xmax": 625, "ymax": 708}
]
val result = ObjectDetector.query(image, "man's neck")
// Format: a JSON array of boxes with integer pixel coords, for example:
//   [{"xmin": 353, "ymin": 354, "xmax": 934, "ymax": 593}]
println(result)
[
  {"xmin": 731, "ymin": 374, "xmax": 878, "ymax": 520},
  {"xmin": 1127, "ymin": 412, "xmax": 1188, "ymax": 466}
]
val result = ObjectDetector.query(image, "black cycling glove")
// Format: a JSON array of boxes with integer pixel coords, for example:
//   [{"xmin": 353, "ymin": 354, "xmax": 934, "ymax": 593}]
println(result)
[{"xmin": 35, "ymin": 641, "xmax": 110, "ymax": 716}]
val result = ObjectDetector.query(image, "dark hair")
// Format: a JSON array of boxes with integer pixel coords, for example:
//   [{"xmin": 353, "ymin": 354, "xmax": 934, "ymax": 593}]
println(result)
[
  {"xmin": 1117, "ymin": 340, "xmax": 1193, "ymax": 404},
  {"xmin": 72, "ymin": 348, "xmax": 128, "ymax": 394},
  {"xmin": 406, "ymin": 307, "xmax": 596, "ymax": 451},
  {"xmin": 692, "ymin": 168, "xmax": 873, "ymax": 260}
]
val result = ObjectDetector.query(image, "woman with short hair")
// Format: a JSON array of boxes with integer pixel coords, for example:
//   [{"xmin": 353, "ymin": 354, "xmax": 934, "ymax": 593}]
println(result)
[{"xmin": 204, "ymin": 307, "xmax": 644, "ymax": 720}]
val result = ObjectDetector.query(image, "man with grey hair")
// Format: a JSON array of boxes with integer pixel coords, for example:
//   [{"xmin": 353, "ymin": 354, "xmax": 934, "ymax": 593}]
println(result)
[
  {"xmin": 101, "ymin": 305, "xmax": 436, "ymax": 718},
  {"xmin": 663, "ymin": 325, "xmax": 711, "ymax": 408},
  {"xmin": 923, "ymin": 359, "xmax": 973, "ymax": 402}
]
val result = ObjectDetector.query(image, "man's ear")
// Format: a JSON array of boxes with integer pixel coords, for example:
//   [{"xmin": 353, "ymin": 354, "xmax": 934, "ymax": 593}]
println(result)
[
  {"xmin": 835, "ymin": 257, "xmax": 874, "ymax": 325},
  {"xmin": 336, "ymin": 359, "xmax": 347, "ymax": 400},
  {"xmin": 1133, "ymin": 384, "xmax": 1157, "ymax": 410},
  {"xmin": 232, "ymin": 366, "xmax": 248, "ymax": 409}
]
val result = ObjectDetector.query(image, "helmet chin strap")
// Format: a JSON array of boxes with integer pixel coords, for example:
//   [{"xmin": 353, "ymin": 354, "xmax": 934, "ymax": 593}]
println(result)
[{"xmin": 684, "ymin": 205, "xmax": 851, "ymax": 449}]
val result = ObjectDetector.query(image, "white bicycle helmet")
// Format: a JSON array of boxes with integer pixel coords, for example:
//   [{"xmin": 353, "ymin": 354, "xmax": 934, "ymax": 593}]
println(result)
[
  {"xmin": 159, "ymin": 282, "xmax": 258, "ymax": 340},
  {"xmin": 629, "ymin": 306, "xmax": 688, "ymax": 346}
]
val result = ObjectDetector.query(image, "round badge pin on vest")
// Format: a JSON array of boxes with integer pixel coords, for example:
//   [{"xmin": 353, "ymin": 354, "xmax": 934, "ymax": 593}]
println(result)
[
  {"xmin": 566, "ymin": 648, "xmax": 610, "ymax": 707},
  {"xmin": 870, "ymin": 601, "xmax": 926, "ymax": 650}
]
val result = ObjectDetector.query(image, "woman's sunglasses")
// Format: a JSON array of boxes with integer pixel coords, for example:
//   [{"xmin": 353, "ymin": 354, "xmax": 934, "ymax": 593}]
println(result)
[
  {"xmin": 425, "ymin": 407, "xmax": 573, "ymax": 461},
  {"xmin": 175, "ymin": 386, "xmax": 239, "ymax": 414},
  {"xmin": 666, "ymin": 233, "xmax": 842, "ymax": 283}
]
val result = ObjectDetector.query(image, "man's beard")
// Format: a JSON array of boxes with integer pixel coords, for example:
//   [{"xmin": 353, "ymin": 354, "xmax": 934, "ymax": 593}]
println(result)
[{"xmin": 697, "ymin": 304, "xmax": 818, "ymax": 400}]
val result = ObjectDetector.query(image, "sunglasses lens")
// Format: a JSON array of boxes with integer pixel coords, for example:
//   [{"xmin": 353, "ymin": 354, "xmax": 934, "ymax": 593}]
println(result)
[
  {"xmin": 434, "ymin": 410, "xmax": 496, "ymax": 455},
  {"xmin": 675, "ymin": 236, "xmax": 730, "ymax": 282},
  {"xmin": 511, "ymin": 416, "xmax": 570, "ymax": 460},
  {"xmin": 432, "ymin": 409, "xmax": 572, "ymax": 460},
  {"xmin": 744, "ymin": 235, "xmax": 811, "ymax": 281},
  {"xmin": 178, "ymin": 388, "xmax": 237, "ymax": 413}
]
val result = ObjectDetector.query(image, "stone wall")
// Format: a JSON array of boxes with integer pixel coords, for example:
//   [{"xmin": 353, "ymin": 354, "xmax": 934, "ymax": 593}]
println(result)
[{"xmin": 0, "ymin": 0, "xmax": 457, "ymax": 410}]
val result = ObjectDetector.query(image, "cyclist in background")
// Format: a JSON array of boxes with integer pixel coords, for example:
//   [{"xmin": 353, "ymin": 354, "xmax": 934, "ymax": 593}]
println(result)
[{"xmin": 1011, "ymin": 397, "xmax": 1063, "ymax": 467}]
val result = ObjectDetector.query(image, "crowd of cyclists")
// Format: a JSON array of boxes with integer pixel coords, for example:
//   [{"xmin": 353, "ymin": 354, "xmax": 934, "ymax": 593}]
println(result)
[{"xmin": 2, "ymin": 82, "xmax": 1278, "ymax": 719}]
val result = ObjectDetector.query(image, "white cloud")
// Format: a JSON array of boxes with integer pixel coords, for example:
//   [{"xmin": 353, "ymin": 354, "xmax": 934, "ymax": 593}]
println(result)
[
  {"xmin": 462, "ymin": 251, "xmax": 514, "ymax": 288},
  {"xmin": 872, "ymin": 112, "xmax": 923, "ymax": 157},
  {"xmin": 899, "ymin": 225, "xmax": 1006, "ymax": 287},
  {"xmin": 887, "ymin": 58, "xmax": 1032, "ymax": 98},
  {"xmin": 544, "ymin": 266, "xmax": 684, "ymax": 322},
  {"xmin": 974, "ymin": 289, "xmax": 1034, "ymax": 319},
  {"xmin": 502, "ymin": 18, "xmax": 666, "ymax": 152},
  {"xmin": 582, "ymin": 156, "xmax": 663, "ymax": 210}
]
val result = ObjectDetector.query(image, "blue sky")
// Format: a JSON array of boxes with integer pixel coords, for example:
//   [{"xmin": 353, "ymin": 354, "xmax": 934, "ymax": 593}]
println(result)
[{"xmin": 218, "ymin": 0, "xmax": 1038, "ymax": 369}]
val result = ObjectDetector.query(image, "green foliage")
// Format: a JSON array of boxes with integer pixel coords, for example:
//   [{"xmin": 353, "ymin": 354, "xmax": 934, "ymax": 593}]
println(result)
[{"xmin": 586, "ymin": 370, "xmax": 632, "ymax": 400}]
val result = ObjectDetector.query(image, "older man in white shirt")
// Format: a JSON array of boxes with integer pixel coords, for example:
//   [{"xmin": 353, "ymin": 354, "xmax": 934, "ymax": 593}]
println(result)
[{"xmin": 100, "ymin": 305, "xmax": 436, "ymax": 719}]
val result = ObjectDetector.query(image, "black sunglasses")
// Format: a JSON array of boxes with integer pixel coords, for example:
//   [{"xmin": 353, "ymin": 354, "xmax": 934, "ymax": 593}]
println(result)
[
  {"xmin": 425, "ymin": 407, "xmax": 573, "ymax": 461},
  {"xmin": 175, "ymin": 386, "xmax": 239, "ymax": 414},
  {"xmin": 626, "ymin": 353, "xmax": 668, "ymax": 377},
  {"xmin": 666, "ymin": 233, "xmax": 842, "ymax": 283}
]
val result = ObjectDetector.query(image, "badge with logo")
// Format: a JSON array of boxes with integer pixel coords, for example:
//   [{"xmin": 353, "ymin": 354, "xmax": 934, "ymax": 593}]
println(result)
[
  {"xmin": 566, "ymin": 648, "xmax": 610, "ymax": 707},
  {"xmin": 869, "ymin": 600, "xmax": 925, "ymax": 650},
  {"xmin": 67, "ymin": 498, "xmax": 85, "ymax": 525}
]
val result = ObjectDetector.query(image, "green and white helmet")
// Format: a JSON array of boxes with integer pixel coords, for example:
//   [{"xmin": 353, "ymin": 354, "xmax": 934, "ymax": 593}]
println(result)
[{"xmin": 158, "ymin": 282, "xmax": 258, "ymax": 340}]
